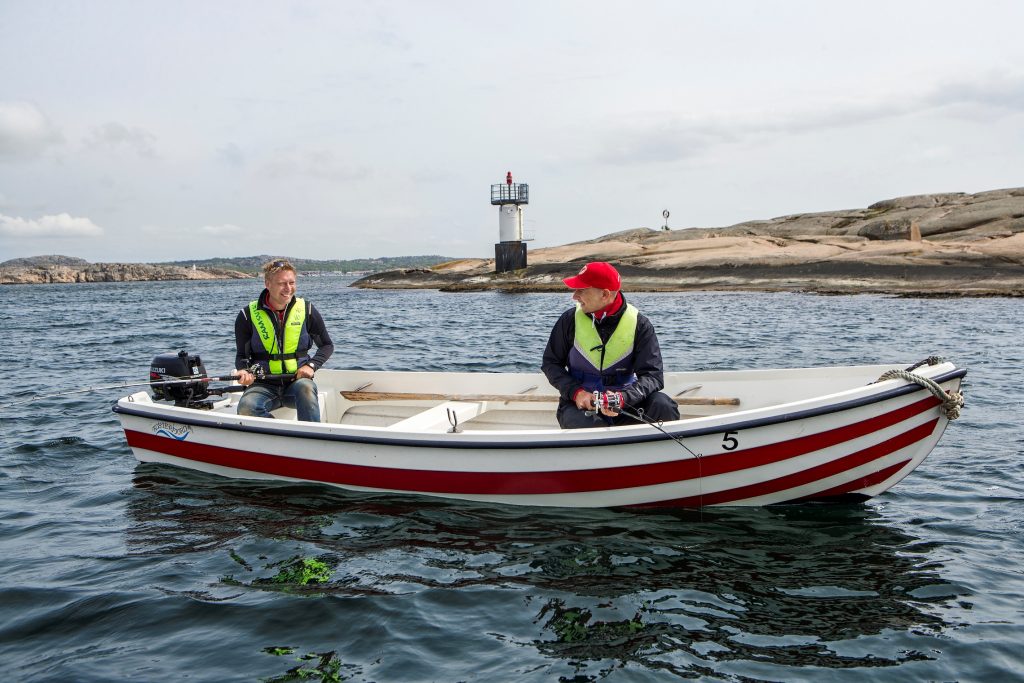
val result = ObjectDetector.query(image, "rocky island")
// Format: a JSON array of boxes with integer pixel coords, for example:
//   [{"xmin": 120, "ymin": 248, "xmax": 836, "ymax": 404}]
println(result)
[
  {"xmin": 0, "ymin": 256, "xmax": 249, "ymax": 284},
  {"xmin": 354, "ymin": 187, "xmax": 1024, "ymax": 297}
]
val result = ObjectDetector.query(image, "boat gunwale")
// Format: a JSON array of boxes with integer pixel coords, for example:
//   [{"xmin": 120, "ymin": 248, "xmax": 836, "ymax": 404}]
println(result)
[{"xmin": 112, "ymin": 368, "xmax": 967, "ymax": 450}]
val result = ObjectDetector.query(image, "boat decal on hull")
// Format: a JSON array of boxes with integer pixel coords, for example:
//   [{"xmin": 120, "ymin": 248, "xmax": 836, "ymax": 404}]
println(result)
[{"xmin": 152, "ymin": 422, "xmax": 191, "ymax": 441}]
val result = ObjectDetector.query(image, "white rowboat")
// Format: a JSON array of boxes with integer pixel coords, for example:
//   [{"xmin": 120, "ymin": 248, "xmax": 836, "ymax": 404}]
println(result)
[{"xmin": 113, "ymin": 358, "xmax": 965, "ymax": 508}]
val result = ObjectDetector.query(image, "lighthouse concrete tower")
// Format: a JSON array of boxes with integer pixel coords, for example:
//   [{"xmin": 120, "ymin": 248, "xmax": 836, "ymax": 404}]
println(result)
[{"xmin": 491, "ymin": 171, "xmax": 529, "ymax": 273}]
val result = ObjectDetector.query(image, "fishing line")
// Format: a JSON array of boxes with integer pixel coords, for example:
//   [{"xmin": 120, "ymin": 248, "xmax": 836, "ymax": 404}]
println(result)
[
  {"xmin": 618, "ymin": 405, "xmax": 706, "ymax": 513},
  {"xmin": 619, "ymin": 406, "xmax": 701, "ymax": 460},
  {"xmin": 0, "ymin": 407, "xmax": 31, "ymax": 490},
  {"xmin": 586, "ymin": 401, "xmax": 700, "ymax": 459},
  {"xmin": 0, "ymin": 374, "xmax": 242, "ymax": 409},
  {"xmin": 589, "ymin": 398, "xmax": 705, "ymax": 510}
]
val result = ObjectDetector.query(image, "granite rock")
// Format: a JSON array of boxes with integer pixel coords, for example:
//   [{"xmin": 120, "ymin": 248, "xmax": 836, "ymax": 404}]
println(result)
[
  {"xmin": 0, "ymin": 261, "xmax": 249, "ymax": 285},
  {"xmin": 354, "ymin": 187, "xmax": 1024, "ymax": 297}
]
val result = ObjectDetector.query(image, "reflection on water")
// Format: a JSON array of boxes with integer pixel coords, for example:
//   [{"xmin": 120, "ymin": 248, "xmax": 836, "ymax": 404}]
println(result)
[
  {"xmin": 4, "ymin": 283, "xmax": 1019, "ymax": 681},
  {"xmin": 128, "ymin": 466, "xmax": 958, "ymax": 677}
]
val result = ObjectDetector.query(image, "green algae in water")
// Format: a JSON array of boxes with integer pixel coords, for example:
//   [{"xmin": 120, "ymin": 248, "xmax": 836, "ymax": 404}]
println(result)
[
  {"xmin": 266, "ymin": 556, "xmax": 333, "ymax": 585},
  {"xmin": 222, "ymin": 554, "xmax": 334, "ymax": 591},
  {"xmin": 230, "ymin": 549, "xmax": 252, "ymax": 570},
  {"xmin": 552, "ymin": 609, "xmax": 590, "ymax": 643},
  {"xmin": 263, "ymin": 649, "xmax": 344, "ymax": 682},
  {"xmin": 541, "ymin": 599, "xmax": 647, "ymax": 645}
]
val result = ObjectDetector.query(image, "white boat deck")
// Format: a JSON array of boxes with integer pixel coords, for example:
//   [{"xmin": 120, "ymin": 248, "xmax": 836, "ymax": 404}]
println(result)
[{"xmin": 194, "ymin": 364, "xmax": 912, "ymax": 432}]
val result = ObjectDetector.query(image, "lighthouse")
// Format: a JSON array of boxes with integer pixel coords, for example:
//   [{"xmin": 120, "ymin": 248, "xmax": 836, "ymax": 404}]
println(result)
[{"xmin": 491, "ymin": 171, "xmax": 529, "ymax": 273}]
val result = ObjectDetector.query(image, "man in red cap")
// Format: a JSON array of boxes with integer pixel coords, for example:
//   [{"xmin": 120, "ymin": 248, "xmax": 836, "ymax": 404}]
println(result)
[{"xmin": 542, "ymin": 261, "xmax": 679, "ymax": 428}]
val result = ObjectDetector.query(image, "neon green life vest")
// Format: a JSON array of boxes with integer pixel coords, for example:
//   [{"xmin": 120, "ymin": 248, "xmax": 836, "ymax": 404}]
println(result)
[
  {"xmin": 249, "ymin": 297, "xmax": 307, "ymax": 374},
  {"xmin": 572, "ymin": 303, "xmax": 639, "ymax": 373}
]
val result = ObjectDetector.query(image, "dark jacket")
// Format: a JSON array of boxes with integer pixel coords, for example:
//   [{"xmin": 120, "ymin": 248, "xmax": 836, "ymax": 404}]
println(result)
[
  {"xmin": 542, "ymin": 294, "xmax": 666, "ymax": 407},
  {"xmin": 234, "ymin": 289, "xmax": 334, "ymax": 383}
]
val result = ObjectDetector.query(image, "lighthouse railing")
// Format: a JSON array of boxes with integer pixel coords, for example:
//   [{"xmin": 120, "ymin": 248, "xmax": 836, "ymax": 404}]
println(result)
[{"xmin": 490, "ymin": 183, "xmax": 529, "ymax": 205}]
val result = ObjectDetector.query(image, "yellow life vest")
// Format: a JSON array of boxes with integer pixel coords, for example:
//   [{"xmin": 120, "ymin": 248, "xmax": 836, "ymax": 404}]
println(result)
[
  {"xmin": 249, "ymin": 297, "xmax": 307, "ymax": 374},
  {"xmin": 572, "ymin": 303, "xmax": 639, "ymax": 373}
]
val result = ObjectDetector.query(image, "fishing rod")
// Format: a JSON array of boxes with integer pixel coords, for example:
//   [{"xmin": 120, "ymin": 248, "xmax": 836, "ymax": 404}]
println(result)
[
  {"xmin": 587, "ymin": 392, "xmax": 703, "ymax": 461},
  {"xmin": 588, "ymin": 392, "xmax": 706, "ymax": 509},
  {"xmin": 0, "ymin": 374, "xmax": 241, "ymax": 409},
  {"xmin": 620, "ymin": 405, "xmax": 703, "ymax": 461},
  {"xmin": 0, "ymin": 371, "xmax": 296, "ymax": 409}
]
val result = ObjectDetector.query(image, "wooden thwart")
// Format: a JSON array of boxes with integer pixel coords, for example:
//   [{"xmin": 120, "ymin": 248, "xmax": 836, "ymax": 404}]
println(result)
[{"xmin": 340, "ymin": 390, "xmax": 740, "ymax": 406}]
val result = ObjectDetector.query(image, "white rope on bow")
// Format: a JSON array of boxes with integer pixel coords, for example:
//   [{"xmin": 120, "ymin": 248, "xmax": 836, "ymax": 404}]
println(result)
[{"xmin": 876, "ymin": 358, "xmax": 964, "ymax": 420}]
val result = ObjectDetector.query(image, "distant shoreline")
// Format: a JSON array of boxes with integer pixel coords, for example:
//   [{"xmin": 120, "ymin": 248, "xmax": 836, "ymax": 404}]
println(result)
[
  {"xmin": 6, "ymin": 187, "xmax": 1023, "ymax": 295},
  {"xmin": 353, "ymin": 187, "xmax": 1024, "ymax": 298},
  {"xmin": 352, "ymin": 261, "xmax": 1024, "ymax": 298},
  {"xmin": 0, "ymin": 263, "xmax": 251, "ymax": 285},
  {"xmin": 0, "ymin": 256, "xmax": 454, "ymax": 286}
]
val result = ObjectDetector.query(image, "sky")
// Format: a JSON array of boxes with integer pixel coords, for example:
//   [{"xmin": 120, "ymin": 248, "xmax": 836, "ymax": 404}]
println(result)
[{"xmin": 1, "ymin": 1, "xmax": 1023, "ymax": 263}]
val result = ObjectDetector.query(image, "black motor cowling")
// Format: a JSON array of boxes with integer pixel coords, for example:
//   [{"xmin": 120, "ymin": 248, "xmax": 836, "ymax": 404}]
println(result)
[{"xmin": 150, "ymin": 350, "xmax": 210, "ymax": 405}]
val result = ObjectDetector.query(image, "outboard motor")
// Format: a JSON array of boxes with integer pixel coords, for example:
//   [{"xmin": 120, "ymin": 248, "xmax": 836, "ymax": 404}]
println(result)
[{"xmin": 150, "ymin": 350, "xmax": 210, "ymax": 406}]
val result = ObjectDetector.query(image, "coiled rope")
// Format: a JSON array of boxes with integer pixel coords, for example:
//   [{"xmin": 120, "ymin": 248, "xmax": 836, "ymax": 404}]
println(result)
[{"xmin": 875, "ymin": 356, "xmax": 965, "ymax": 420}]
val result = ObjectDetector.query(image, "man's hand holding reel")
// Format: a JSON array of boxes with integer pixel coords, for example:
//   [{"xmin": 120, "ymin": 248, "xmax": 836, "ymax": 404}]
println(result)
[
  {"xmin": 584, "ymin": 388, "xmax": 625, "ymax": 417},
  {"xmin": 232, "ymin": 360, "xmax": 315, "ymax": 387}
]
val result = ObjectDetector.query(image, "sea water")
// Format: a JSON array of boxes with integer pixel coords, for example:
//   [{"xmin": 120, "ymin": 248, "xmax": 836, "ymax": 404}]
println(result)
[{"xmin": 0, "ymin": 278, "xmax": 1021, "ymax": 682}]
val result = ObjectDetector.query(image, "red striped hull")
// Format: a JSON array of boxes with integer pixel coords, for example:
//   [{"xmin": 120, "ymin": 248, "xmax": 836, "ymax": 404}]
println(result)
[{"xmin": 115, "ymin": 374, "xmax": 959, "ymax": 507}]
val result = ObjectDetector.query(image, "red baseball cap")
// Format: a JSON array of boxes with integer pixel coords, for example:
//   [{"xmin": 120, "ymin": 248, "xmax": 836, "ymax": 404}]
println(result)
[{"xmin": 562, "ymin": 262, "xmax": 621, "ymax": 290}]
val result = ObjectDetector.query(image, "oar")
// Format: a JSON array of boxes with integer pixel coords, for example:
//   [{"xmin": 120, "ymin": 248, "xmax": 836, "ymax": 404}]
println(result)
[{"xmin": 340, "ymin": 390, "xmax": 739, "ymax": 406}]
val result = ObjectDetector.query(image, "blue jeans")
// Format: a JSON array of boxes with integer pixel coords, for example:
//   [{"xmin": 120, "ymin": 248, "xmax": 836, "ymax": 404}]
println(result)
[{"xmin": 237, "ymin": 379, "xmax": 321, "ymax": 422}]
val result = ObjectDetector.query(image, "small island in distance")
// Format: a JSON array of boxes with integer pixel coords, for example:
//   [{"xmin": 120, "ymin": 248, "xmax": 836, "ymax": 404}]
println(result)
[
  {"xmin": 0, "ymin": 254, "xmax": 457, "ymax": 284},
  {"xmin": 3, "ymin": 187, "xmax": 1023, "ymax": 296}
]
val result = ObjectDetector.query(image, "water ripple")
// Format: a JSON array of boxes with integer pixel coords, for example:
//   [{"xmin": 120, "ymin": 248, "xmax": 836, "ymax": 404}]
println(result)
[{"xmin": 0, "ymin": 281, "xmax": 1021, "ymax": 681}]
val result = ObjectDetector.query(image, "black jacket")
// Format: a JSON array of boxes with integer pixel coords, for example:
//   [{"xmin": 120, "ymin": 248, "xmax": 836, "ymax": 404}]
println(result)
[
  {"xmin": 234, "ymin": 290, "xmax": 334, "ymax": 380},
  {"xmin": 541, "ymin": 294, "xmax": 666, "ymax": 406}
]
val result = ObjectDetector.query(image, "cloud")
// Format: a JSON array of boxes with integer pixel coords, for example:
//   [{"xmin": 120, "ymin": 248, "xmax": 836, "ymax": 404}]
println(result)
[
  {"xmin": 218, "ymin": 143, "xmax": 245, "ymax": 168},
  {"xmin": 0, "ymin": 101, "xmax": 63, "ymax": 159},
  {"xmin": 198, "ymin": 223, "xmax": 243, "ymax": 236},
  {"xmin": 259, "ymin": 148, "xmax": 371, "ymax": 182},
  {"xmin": 140, "ymin": 223, "xmax": 244, "ymax": 238},
  {"xmin": 0, "ymin": 212, "xmax": 104, "ymax": 238},
  {"xmin": 85, "ymin": 122, "xmax": 158, "ymax": 157},
  {"xmin": 597, "ymin": 120, "xmax": 734, "ymax": 164},
  {"xmin": 921, "ymin": 72, "xmax": 1024, "ymax": 119},
  {"xmin": 594, "ymin": 72, "xmax": 1024, "ymax": 165}
]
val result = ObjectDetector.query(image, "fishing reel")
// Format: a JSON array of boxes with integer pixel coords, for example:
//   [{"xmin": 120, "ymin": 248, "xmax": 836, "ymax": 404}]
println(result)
[
  {"xmin": 586, "ymin": 390, "xmax": 624, "ymax": 416},
  {"xmin": 247, "ymin": 363, "xmax": 268, "ymax": 380},
  {"xmin": 149, "ymin": 350, "xmax": 211, "ymax": 406}
]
